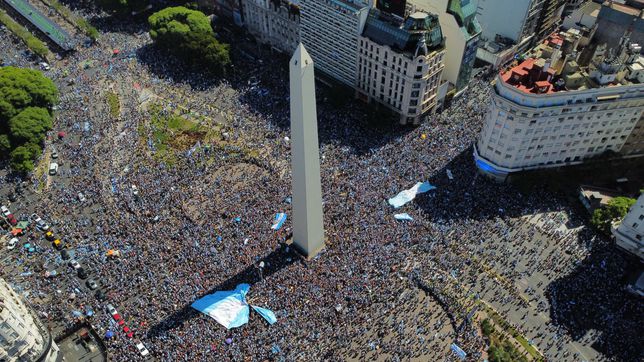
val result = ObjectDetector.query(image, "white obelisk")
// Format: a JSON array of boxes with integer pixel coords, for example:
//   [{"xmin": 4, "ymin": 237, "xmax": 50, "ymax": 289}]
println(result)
[{"xmin": 290, "ymin": 43, "xmax": 325, "ymax": 259}]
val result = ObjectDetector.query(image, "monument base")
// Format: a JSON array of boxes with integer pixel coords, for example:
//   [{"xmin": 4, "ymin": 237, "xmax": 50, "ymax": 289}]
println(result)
[{"xmin": 286, "ymin": 237, "xmax": 326, "ymax": 260}]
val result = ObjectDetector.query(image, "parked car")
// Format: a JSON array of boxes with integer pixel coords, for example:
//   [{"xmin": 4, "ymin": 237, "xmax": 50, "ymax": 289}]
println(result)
[
  {"xmin": 31, "ymin": 214, "xmax": 49, "ymax": 231},
  {"xmin": 95, "ymin": 290, "xmax": 107, "ymax": 302},
  {"xmin": 61, "ymin": 249, "xmax": 71, "ymax": 260},
  {"xmin": 1, "ymin": 206, "xmax": 10, "ymax": 217},
  {"xmin": 136, "ymin": 342, "xmax": 150, "ymax": 357},
  {"xmin": 7, "ymin": 238, "xmax": 18, "ymax": 250},
  {"xmin": 77, "ymin": 268, "xmax": 88, "ymax": 280},
  {"xmin": 6, "ymin": 215, "xmax": 17, "ymax": 226},
  {"xmin": 68, "ymin": 259, "xmax": 80, "ymax": 270},
  {"xmin": 53, "ymin": 239, "xmax": 64, "ymax": 250},
  {"xmin": 48, "ymin": 163, "xmax": 58, "ymax": 175},
  {"xmin": 86, "ymin": 279, "xmax": 98, "ymax": 290},
  {"xmin": 45, "ymin": 231, "xmax": 55, "ymax": 241},
  {"xmin": 39, "ymin": 62, "xmax": 50, "ymax": 71},
  {"xmin": 51, "ymin": 148, "xmax": 58, "ymax": 159}
]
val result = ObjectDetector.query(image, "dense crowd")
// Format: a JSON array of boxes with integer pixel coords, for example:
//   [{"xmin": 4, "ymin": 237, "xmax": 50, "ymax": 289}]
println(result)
[{"xmin": 1, "ymin": 9, "xmax": 641, "ymax": 362}]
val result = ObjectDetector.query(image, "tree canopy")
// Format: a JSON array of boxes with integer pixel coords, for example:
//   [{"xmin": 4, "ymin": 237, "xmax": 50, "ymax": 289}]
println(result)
[
  {"xmin": 148, "ymin": 6, "xmax": 230, "ymax": 74},
  {"xmin": 591, "ymin": 196, "xmax": 637, "ymax": 234},
  {"xmin": 0, "ymin": 66, "xmax": 58, "ymax": 173}
]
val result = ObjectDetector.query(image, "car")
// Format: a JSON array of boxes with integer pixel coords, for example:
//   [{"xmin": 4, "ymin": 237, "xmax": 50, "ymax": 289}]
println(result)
[
  {"xmin": 117, "ymin": 319, "xmax": 125, "ymax": 326},
  {"xmin": 8, "ymin": 194, "xmax": 17, "ymax": 202},
  {"xmin": 68, "ymin": 259, "xmax": 80, "ymax": 270},
  {"xmin": 95, "ymin": 290, "xmax": 107, "ymax": 301},
  {"xmin": 78, "ymin": 193, "xmax": 86, "ymax": 203},
  {"xmin": 45, "ymin": 231, "xmax": 55, "ymax": 241},
  {"xmin": 51, "ymin": 149, "xmax": 58, "ymax": 159},
  {"xmin": 6, "ymin": 215, "xmax": 17, "ymax": 226},
  {"xmin": 77, "ymin": 268, "xmax": 88, "ymax": 280},
  {"xmin": 1, "ymin": 206, "xmax": 10, "ymax": 217},
  {"xmin": 7, "ymin": 238, "xmax": 18, "ymax": 250},
  {"xmin": 53, "ymin": 239, "xmax": 64, "ymax": 249},
  {"xmin": 31, "ymin": 215, "xmax": 49, "ymax": 231},
  {"xmin": 61, "ymin": 249, "xmax": 71, "ymax": 260},
  {"xmin": 86, "ymin": 279, "xmax": 98, "ymax": 290},
  {"xmin": 39, "ymin": 62, "xmax": 50, "ymax": 71},
  {"xmin": 48, "ymin": 163, "xmax": 58, "ymax": 175},
  {"xmin": 136, "ymin": 342, "xmax": 150, "ymax": 357}
]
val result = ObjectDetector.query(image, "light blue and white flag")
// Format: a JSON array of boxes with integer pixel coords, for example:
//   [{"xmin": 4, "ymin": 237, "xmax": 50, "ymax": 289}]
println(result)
[
  {"xmin": 388, "ymin": 182, "xmax": 436, "ymax": 208},
  {"xmin": 450, "ymin": 343, "xmax": 467, "ymax": 360},
  {"xmin": 271, "ymin": 213, "xmax": 287, "ymax": 231},
  {"xmin": 251, "ymin": 305, "xmax": 277, "ymax": 325},
  {"xmin": 394, "ymin": 213, "xmax": 414, "ymax": 221},
  {"xmin": 192, "ymin": 284, "xmax": 250, "ymax": 329}
]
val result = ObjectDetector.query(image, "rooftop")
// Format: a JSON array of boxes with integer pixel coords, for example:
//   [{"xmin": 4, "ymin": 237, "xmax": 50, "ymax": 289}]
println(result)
[{"xmin": 499, "ymin": 29, "xmax": 643, "ymax": 95}]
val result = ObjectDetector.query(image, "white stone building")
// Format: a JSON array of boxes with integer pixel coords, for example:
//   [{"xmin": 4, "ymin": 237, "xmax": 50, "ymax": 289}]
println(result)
[
  {"xmin": 299, "ymin": 0, "xmax": 371, "ymax": 87},
  {"xmin": 241, "ymin": 0, "xmax": 301, "ymax": 54},
  {"xmin": 474, "ymin": 30, "xmax": 644, "ymax": 181},
  {"xmin": 0, "ymin": 279, "xmax": 60, "ymax": 361},
  {"xmin": 357, "ymin": 9, "xmax": 445, "ymax": 124},
  {"xmin": 613, "ymin": 194, "xmax": 644, "ymax": 261}
]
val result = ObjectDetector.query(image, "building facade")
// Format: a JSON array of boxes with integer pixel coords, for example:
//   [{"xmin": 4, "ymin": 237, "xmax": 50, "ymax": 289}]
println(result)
[
  {"xmin": 535, "ymin": 0, "xmax": 566, "ymax": 42},
  {"xmin": 613, "ymin": 194, "xmax": 644, "ymax": 261},
  {"xmin": 409, "ymin": 0, "xmax": 481, "ymax": 93},
  {"xmin": 474, "ymin": 30, "xmax": 644, "ymax": 181},
  {"xmin": 242, "ymin": 0, "xmax": 301, "ymax": 54},
  {"xmin": 357, "ymin": 9, "xmax": 445, "ymax": 124},
  {"xmin": 476, "ymin": 0, "xmax": 544, "ymax": 45},
  {"xmin": 0, "ymin": 279, "xmax": 60, "ymax": 362},
  {"xmin": 595, "ymin": 1, "xmax": 644, "ymax": 53},
  {"xmin": 299, "ymin": 0, "xmax": 371, "ymax": 87}
]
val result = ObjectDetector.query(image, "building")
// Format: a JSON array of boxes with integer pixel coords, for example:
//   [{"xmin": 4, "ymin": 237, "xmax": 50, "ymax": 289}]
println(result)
[
  {"xmin": 561, "ymin": 0, "xmax": 600, "ymax": 46},
  {"xmin": 612, "ymin": 194, "xmax": 644, "ymax": 260},
  {"xmin": 299, "ymin": 0, "xmax": 371, "ymax": 87},
  {"xmin": 242, "ymin": 0, "xmax": 301, "ymax": 53},
  {"xmin": 0, "ymin": 279, "xmax": 60, "ymax": 361},
  {"xmin": 357, "ymin": 9, "xmax": 445, "ymax": 124},
  {"xmin": 474, "ymin": 29, "xmax": 644, "ymax": 182},
  {"xmin": 408, "ymin": 0, "xmax": 481, "ymax": 93},
  {"xmin": 595, "ymin": 0, "xmax": 644, "ymax": 52},
  {"xmin": 535, "ymin": 0, "xmax": 566, "ymax": 42}
]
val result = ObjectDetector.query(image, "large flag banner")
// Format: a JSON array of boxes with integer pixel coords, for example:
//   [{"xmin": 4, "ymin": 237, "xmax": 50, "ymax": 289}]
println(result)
[
  {"xmin": 192, "ymin": 284, "xmax": 250, "ymax": 329},
  {"xmin": 388, "ymin": 182, "xmax": 436, "ymax": 208},
  {"xmin": 252, "ymin": 306, "xmax": 278, "ymax": 325},
  {"xmin": 271, "ymin": 213, "xmax": 287, "ymax": 230}
]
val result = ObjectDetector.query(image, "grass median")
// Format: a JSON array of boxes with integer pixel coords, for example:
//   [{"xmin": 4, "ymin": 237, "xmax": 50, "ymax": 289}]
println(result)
[{"xmin": 0, "ymin": 9, "xmax": 50, "ymax": 59}]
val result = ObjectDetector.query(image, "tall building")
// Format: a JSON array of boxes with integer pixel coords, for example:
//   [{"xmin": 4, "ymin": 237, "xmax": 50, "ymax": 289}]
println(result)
[
  {"xmin": 299, "ymin": 0, "xmax": 371, "ymax": 87},
  {"xmin": 409, "ymin": 0, "xmax": 481, "ymax": 93},
  {"xmin": 0, "ymin": 279, "xmax": 60, "ymax": 361},
  {"xmin": 357, "ymin": 9, "xmax": 445, "ymax": 124},
  {"xmin": 535, "ymin": 0, "xmax": 566, "ymax": 42},
  {"xmin": 474, "ymin": 29, "xmax": 644, "ymax": 182},
  {"xmin": 242, "ymin": 0, "xmax": 301, "ymax": 54},
  {"xmin": 476, "ymin": 0, "xmax": 546, "ymax": 69},
  {"xmin": 613, "ymin": 194, "xmax": 644, "ymax": 261}
]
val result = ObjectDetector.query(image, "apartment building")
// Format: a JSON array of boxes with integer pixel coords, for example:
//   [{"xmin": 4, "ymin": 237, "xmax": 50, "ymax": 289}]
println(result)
[
  {"xmin": 613, "ymin": 194, "xmax": 644, "ymax": 261},
  {"xmin": 242, "ymin": 0, "xmax": 301, "ymax": 54},
  {"xmin": 474, "ymin": 29, "xmax": 644, "ymax": 181},
  {"xmin": 357, "ymin": 9, "xmax": 445, "ymax": 124},
  {"xmin": 299, "ymin": 0, "xmax": 371, "ymax": 87},
  {"xmin": 409, "ymin": 0, "xmax": 481, "ymax": 93},
  {"xmin": 0, "ymin": 278, "xmax": 60, "ymax": 361}
]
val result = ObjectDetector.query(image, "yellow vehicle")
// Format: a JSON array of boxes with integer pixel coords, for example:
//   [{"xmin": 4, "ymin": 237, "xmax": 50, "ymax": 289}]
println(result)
[
  {"xmin": 53, "ymin": 239, "xmax": 64, "ymax": 250},
  {"xmin": 45, "ymin": 231, "xmax": 55, "ymax": 241}
]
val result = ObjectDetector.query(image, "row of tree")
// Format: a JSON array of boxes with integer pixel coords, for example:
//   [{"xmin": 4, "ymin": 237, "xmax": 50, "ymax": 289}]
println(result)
[{"xmin": 0, "ymin": 67, "xmax": 58, "ymax": 173}]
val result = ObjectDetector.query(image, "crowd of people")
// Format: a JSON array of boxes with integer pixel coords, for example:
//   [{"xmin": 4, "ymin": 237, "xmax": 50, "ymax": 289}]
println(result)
[{"xmin": 0, "ymin": 7, "xmax": 641, "ymax": 362}]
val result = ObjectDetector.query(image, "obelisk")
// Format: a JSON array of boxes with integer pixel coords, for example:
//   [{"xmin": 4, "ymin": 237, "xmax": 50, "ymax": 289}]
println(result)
[{"xmin": 290, "ymin": 43, "xmax": 325, "ymax": 259}]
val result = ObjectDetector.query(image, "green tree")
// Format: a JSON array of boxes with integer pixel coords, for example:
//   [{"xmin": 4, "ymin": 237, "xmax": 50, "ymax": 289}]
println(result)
[
  {"xmin": 481, "ymin": 318, "xmax": 494, "ymax": 337},
  {"xmin": 9, "ymin": 145, "xmax": 35, "ymax": 173},
  {"xmin": 9, "ymin": 107, "xmax": 53, "ymax": 145},
  {"xmin": 0, "ymin": 66, "xmax": 58, "ymax": 122},
  {"xmin": 0, "ymin": 134, "xmax": 11, "ymax": 154},
  {"xmin": 591, "ymin": 196, "xmax": 637, "ymax": 234},
  {"xmin": 148, "ymin": 6, "xmax": 230, "ymax": 73}
]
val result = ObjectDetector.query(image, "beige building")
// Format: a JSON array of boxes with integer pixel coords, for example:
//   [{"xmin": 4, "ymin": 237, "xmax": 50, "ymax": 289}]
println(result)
[
  {"xmin": 613, "ymin": 194, "xmax": 644, "ymax": 261},
  {"xmin": 474, "ymin": 29, "xmax": 644, "ymax": 181},
  {"xmin": 357, "ymin": 9, "xmax": 445, "ymax": 124},
  {"xmin": 241, "ymin": 0, "xmax": 301, "ymax": 54},
  {"xmin": 0, "ymin": 279, "xmax": 60, "ymax": 361}
]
